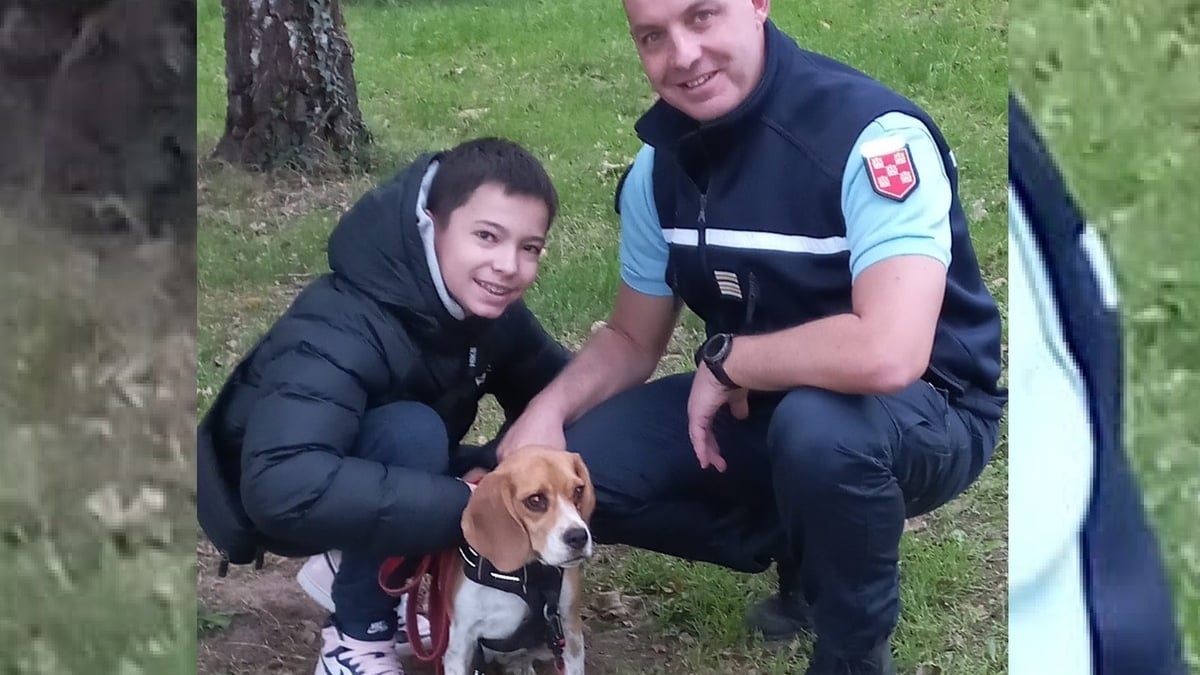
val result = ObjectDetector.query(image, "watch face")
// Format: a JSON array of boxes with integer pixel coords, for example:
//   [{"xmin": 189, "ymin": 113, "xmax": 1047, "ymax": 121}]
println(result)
[{"xmin": 705, "ymin": 334, "xmax": 729, "ymax": 360}]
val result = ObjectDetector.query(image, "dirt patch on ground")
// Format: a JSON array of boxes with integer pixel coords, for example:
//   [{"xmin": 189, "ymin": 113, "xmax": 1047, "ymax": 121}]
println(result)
[{"xmin": 197, "ymin": 538, "xmax": 693, "ymax": 675}]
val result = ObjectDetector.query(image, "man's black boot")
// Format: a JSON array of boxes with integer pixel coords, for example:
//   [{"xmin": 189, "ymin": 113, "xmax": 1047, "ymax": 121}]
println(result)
[
  {"xmin": 745, "ymin": 558, "xmax": 814, "ymax": 641},
  {"xmin": 805, "ymin": 639, "xmax": 896, "ymax": 675}
]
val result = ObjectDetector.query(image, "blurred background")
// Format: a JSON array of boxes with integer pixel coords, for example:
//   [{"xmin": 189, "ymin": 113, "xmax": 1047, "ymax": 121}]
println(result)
[
  {"xmin": 0, "ymin": 0, "xmax": 197, "ymax": 672},
  {"xmin": 1012, "ymin": 0, "xmax": 1200, "ymax": 670}
]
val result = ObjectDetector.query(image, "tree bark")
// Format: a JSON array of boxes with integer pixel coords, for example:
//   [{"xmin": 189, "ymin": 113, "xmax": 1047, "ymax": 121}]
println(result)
[
  {"xmin": 0, "ymin": 0, "xmax": 196, "ymax": 242},
  {"xmin": 215, "ymin": 0, "xmax": 371, "ymax": 172}
]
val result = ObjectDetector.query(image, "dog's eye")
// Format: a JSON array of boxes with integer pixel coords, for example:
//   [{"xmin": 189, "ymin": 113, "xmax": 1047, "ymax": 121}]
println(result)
[
  {"xmin": 573, "ymin": 486, "xmax": 585, "ymax": 502},
  {"xmin": 524, "ymin": 494, "xmax": 548, "ymax": 512}
]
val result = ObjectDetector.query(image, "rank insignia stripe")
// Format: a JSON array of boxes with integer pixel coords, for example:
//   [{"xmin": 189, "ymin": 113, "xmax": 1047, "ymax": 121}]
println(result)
[{"xmin": 713, "ymin": 270, "xmax": 743, "ymax": 299}]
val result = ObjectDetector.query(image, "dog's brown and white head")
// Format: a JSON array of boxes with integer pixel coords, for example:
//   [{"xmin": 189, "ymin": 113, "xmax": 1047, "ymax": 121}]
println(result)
[{"xmin": 461, "ymin": 445, "xmax": 596, "ymax": 574}]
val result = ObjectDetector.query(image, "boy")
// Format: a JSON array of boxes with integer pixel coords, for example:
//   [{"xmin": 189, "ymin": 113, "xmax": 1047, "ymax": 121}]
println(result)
[{"xmin": 197, "ymin": 137, "xmax": 570, "ymax": 675}]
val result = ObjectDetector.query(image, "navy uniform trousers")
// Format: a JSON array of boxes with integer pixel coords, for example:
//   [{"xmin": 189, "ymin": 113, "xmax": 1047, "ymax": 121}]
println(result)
[
  {"xmin": 1010, "ymin": 93, "xmax": 1186, "ymax": 674},
  {"xmin": 564, "ymin": 370, "xmax": 999, "ymax": 657}
]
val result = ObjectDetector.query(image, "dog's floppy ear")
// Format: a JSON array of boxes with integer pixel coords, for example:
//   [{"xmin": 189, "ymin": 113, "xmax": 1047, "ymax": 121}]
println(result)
[
  {"xmin": 461, "ymin": 471, "xmax": 532, "ymax": 574},
  {"xmin": 569, "ymin": 451, "xmax": 596, "ymax": 521}
]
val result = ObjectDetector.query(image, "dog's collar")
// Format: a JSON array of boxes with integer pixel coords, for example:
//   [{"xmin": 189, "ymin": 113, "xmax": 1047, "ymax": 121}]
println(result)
[{"xmin": 458, "ymin": 543, "xmax": 562, "ymax": 597}]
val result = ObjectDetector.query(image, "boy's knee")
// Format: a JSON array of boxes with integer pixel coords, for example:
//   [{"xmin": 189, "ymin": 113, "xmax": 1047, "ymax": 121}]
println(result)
[
  {"xmin": 240, "ymin": 470, "xmax": 298, "ymax": 542},
  {"xmin": 357, "ymin": 401, "xmax": 450, "ymax": 473}
]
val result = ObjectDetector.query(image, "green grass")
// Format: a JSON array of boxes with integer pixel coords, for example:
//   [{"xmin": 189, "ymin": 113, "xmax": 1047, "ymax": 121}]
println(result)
[
  {"xmin": 197, "ymin": 0, "xmax": 1008, "ymax": 672},
  {"xmin": 1012, "ymin": 1, "xmax": 1200, "ymax": 671},
  {"xmin": 0, "ymin": 225, "xmax": 196, "ymax": 674}
]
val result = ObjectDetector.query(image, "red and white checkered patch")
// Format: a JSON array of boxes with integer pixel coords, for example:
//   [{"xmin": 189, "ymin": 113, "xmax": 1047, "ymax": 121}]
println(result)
[{"xmin": 862, "ymin": 140, "xmax": 919, "ymax": 202}]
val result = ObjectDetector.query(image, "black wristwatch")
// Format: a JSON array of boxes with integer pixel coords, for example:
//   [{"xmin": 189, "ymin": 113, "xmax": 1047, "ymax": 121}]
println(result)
[{"xmin": 696, "ymin": 333, "xmax": 738, "ymax": 389}]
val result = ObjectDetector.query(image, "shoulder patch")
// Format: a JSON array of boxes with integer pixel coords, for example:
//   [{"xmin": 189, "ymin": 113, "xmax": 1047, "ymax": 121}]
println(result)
[{"xmin": 860, "ymin": 134, "xmax": 919, "ymax": 202}]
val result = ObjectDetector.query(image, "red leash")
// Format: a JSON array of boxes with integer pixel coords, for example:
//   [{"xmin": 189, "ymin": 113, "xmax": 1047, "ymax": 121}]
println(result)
[
  {"xmin": 378, "ymin": 550, "xmax": 458, "ymax": 673},
  {"xmin": 379, "ymin": 550, "xmax": 570, "ymax": 675},
  {"xmin": 378, "ymin": 478, "xmax": 480, "ymax": 674}
]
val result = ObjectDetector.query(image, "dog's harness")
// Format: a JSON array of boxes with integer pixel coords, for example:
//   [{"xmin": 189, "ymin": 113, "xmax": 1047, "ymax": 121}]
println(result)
[
  {"xmin": 457, "ymin": 544, "xmax": 567, "ymax": 674},
  {"xmin": 378, "ymin": 544, "xmax": 567, "ymax": 675}
]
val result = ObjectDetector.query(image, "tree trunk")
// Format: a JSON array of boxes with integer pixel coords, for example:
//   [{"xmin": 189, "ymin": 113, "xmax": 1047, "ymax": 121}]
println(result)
[
  {"xmin": 0, "ymin": 0, "xmax": 196, "ymax": 242},
  {"xmin": 215, "ymin": 0, "xmax": 371, "ymax": 172}
]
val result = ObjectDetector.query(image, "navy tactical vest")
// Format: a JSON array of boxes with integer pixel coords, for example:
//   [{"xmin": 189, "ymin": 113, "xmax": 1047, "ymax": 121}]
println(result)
[
  {"xmin": 624, "ymin": 21, "xmax": 1005, "ymax": 419},
  {"xmin": 1010, "ymin": 93, "xmax": 1186, "ymax": 675}
]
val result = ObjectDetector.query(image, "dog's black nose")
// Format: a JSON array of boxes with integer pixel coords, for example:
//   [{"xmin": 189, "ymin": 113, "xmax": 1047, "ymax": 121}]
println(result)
[{"xmin": 563, "ymin": 527, "xmax": 590, "ymax": 550}]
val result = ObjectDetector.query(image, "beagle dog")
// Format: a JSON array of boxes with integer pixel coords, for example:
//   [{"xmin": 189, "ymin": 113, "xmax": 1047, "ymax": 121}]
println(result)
[{"xmin": 444, "ymin": 445, "xmax": 595, "ymax": 675}]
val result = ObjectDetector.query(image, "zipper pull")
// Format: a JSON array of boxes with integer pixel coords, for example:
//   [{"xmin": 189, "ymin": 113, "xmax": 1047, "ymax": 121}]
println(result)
[
  {"xmin": 742, "ymin": 272, "xmax": 759, "ymax": 329},
  {"xmin": 698, "ymin": 193, "xmax": 707, "ymax": 225}
]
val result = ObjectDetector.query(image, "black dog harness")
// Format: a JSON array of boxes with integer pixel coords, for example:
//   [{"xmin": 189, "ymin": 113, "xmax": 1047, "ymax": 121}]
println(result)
[{"xmin": 458, "ymin": 544, "xmax": 567, "ymax": 675}]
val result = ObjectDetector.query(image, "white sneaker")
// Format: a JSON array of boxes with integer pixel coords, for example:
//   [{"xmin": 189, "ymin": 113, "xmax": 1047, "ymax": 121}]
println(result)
[
  {"xmin": 313, "ymin": 623, "xmax": 404, "ymax": 675},
  {"xmin": 297, "ymin": 550, "xmax": 341, "ymax": 612},
  {"xmin": 296, "ymin": 551, "xmax": 432, "ymax": 657}
]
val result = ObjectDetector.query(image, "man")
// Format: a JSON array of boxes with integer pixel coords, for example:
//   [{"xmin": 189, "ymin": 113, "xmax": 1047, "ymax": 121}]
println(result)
[
  {"xmin": 496, "ymin": 1, "xmax": 1006, "ymax": 673},
  {"xmin": 1008, "ymin": 93, "xmax": 1186, "ymax": 675}
]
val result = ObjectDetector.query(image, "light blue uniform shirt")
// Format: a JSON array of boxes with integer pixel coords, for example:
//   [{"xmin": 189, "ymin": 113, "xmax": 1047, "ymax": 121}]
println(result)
[
  {"xmin": 1008, "ymin": 184, "xmax": 1102, "ymax": 675},
  {"xmin": 617, "ymin": 111, "xmax": 954, "ymax": 294}
]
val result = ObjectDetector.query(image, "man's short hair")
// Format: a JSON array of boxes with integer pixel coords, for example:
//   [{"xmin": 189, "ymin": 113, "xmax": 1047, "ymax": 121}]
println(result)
[{"xmin": 426, "ymin": 137, "xmax": 559, "ymax": 228}]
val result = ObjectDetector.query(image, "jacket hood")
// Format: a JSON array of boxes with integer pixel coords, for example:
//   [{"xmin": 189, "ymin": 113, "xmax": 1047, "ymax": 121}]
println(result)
[{"xmin": 326, "ymin": 152, "xmax": 492, "ymax": 343}]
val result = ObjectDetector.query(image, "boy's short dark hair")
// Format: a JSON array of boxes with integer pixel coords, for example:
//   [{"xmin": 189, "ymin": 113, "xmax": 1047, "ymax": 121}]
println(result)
[{"xmin": 426, "ymin": 137, "xmax": 559, "ymax": 229}]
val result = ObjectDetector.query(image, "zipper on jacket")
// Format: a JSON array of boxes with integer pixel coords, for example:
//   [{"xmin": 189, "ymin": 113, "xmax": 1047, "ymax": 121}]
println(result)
[
  {"xmin": 678, "ymin": 129, "xmax": 713, "ymax": 292},
  {"xmin": 695, "ymin": 129, "xmax": 711, "ymax": 265},
  {"xmin": 741, "ymin": 271, "xmax": 759, "ymax": 331}
]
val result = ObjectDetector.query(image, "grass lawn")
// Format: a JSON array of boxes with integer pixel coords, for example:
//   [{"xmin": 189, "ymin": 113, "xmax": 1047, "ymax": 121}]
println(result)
[
  {"xmin": 197, "ymin": 0, "xmax": 1008, "ymax": 672},
  {"xmin": 0, "ymin": 225, "xmax": 196, "ymax": 674},
  {"xmin": 1012, "ymin": 0, "xmax": 1200, "ymax": 671}
]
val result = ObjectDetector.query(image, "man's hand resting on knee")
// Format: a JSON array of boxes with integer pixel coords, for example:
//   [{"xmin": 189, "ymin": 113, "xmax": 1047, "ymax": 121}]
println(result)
[{"xmin": 688, "ymin": 362, "xmax": 750, "ymax": 472}]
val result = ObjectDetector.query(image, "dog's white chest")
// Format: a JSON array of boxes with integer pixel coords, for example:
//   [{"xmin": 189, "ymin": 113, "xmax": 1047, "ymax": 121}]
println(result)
[{"xmin": 454, "ymin": 577, "xmax": 531, "ymax": 640}]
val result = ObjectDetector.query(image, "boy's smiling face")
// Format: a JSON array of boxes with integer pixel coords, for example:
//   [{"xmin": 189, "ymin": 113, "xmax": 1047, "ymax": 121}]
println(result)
[{"xmin": 431, "ymin": 181, "xmax": 549, "ymax": 318}]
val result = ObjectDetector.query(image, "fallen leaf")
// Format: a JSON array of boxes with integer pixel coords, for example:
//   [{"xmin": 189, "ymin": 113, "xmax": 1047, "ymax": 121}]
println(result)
[
  {"xmin": 970, "ymin": 197, "xmax": 989, "ymax": 221},
  {"xmin": 590, "ymin": 589, "xmax": 642, "ymax": 619},
  {"xmin": 597, "ymin": 160, "xmax": 627, "ymax": 178},
  {"xmin": 456, "ymin": 107, "xmax": 489, "ymax": 122}
]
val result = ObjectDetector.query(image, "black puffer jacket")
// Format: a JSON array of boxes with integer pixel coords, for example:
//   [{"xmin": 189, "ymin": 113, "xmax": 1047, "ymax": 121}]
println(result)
[{"xmin": 199, "ymin": 152, "xmax": 569, "ymax": 558}]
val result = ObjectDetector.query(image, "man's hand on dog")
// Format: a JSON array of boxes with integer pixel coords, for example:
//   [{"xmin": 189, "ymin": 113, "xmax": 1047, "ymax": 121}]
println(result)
[
  {"xmin": 495, "ymin": 408, "xmax": 567, "ymax": 463},
  {"xmin": 688, "ymin": 363, "xmax": 750, "ymax": 473}
]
